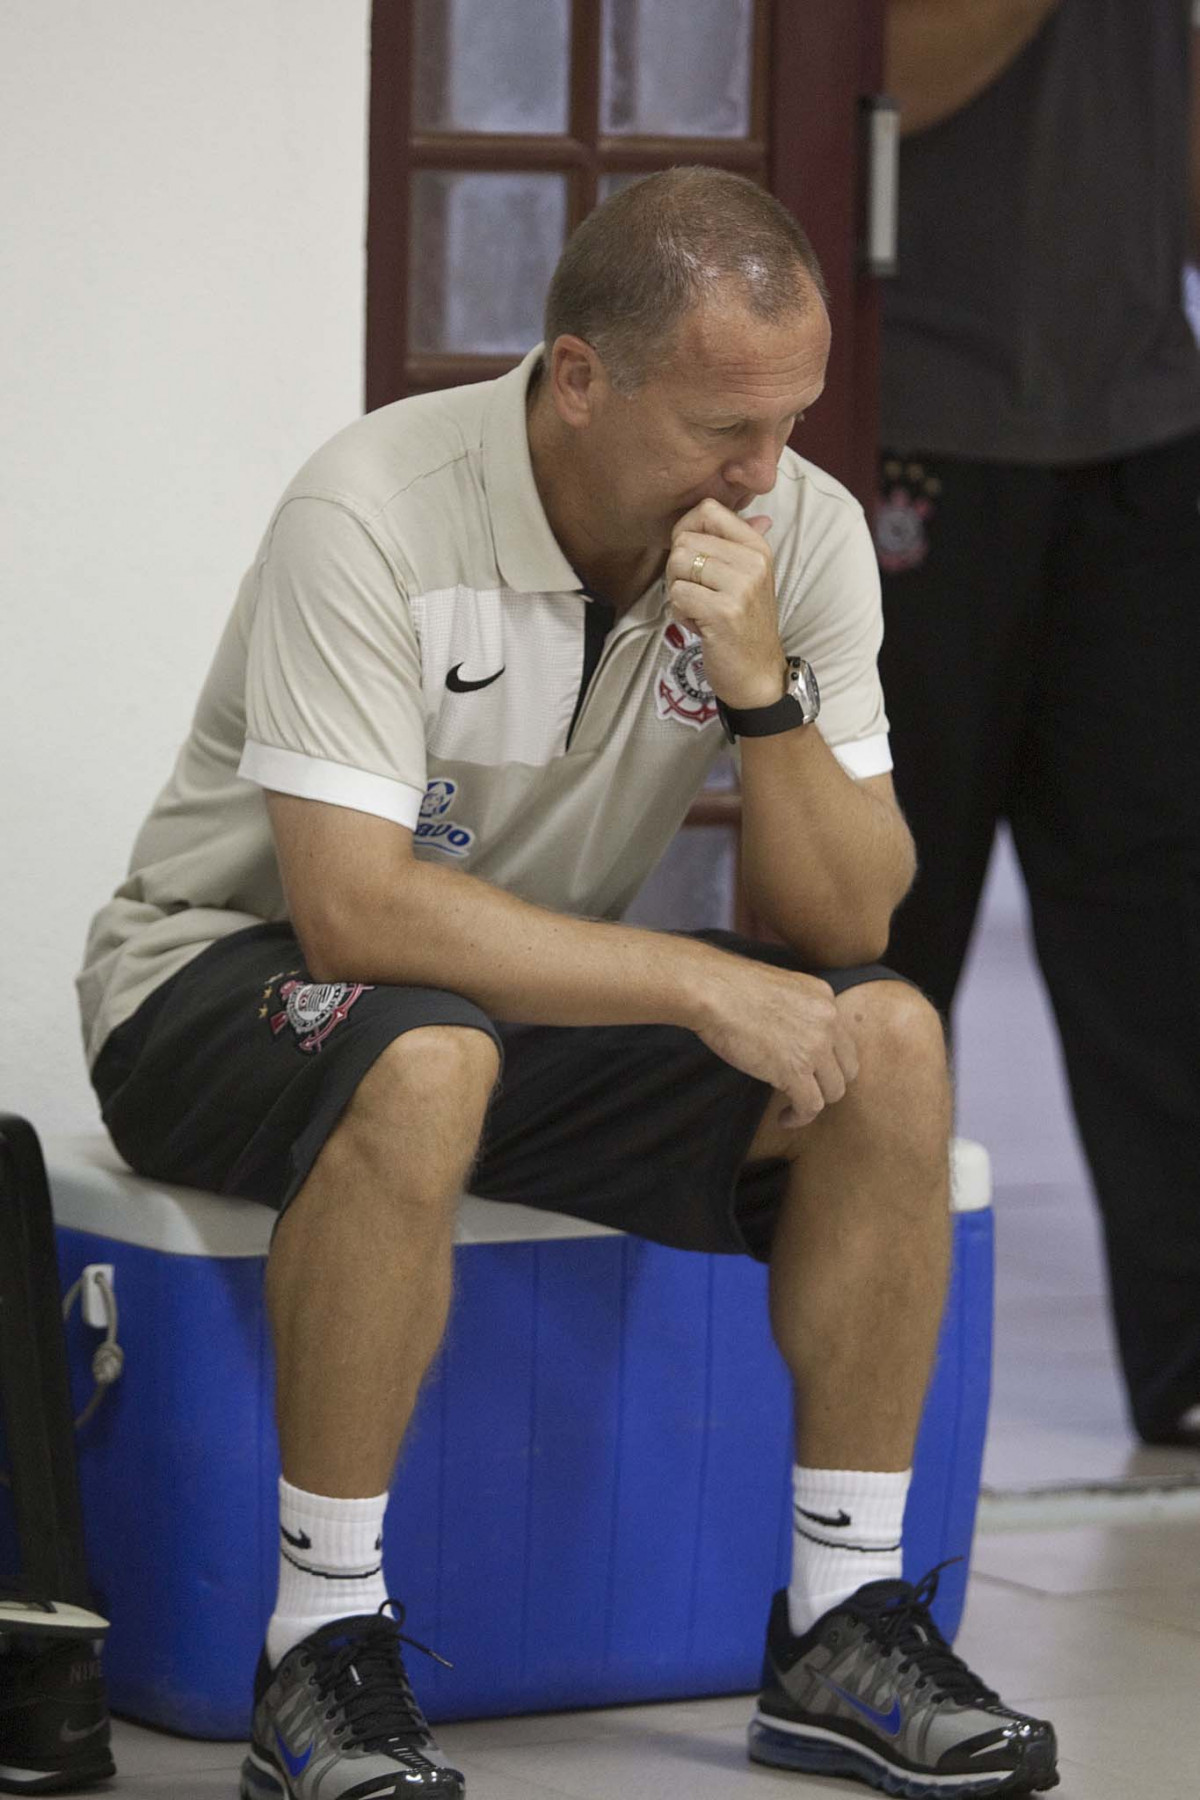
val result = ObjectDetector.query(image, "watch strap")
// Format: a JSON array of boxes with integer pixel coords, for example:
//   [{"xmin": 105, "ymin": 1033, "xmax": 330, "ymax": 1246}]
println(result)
[
  {"xmin": 717, "ymin": 692, "xmax": 809, "ymax": 742},
  {"xmin": 717, "ymin": 657, "xmax": 818, "ymax": 743}
]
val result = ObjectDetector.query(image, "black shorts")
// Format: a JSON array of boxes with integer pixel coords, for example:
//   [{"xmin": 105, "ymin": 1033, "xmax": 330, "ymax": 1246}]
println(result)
[{"xmin": 92, "ymin": 925, "xmax": 903, "ymax": 1261}]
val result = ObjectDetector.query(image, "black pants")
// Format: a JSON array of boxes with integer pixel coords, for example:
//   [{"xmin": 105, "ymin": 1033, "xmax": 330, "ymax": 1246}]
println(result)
[{"xmin": 874, "ymin": 430, "xmax": 1200, "ymax": 1443}]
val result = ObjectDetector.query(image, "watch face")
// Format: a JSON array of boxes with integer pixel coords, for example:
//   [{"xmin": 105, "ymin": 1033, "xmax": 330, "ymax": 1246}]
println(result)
[{"xmin": 787, "ymin": 658, "xmax": 820, "ymax": 723}]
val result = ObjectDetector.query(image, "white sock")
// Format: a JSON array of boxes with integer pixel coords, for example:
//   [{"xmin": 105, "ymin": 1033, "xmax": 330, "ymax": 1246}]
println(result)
[
  {"xmin": 266, "ymin": 1477, "xmax": 391, "ymax": 1668},
  {"xmin": 788, "ymin": 1465, "xmax": 911, "ymax": 1638}
]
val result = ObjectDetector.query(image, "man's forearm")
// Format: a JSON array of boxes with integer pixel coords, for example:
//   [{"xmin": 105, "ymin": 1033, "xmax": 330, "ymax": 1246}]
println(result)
[
  {"xmin": 737, "ymin": 729, "xmax": 916, "ymax": 966},
  {"xmin": 301, "ymin": 850, "xmax": 732, "ymax": 1034},
  {"xmin": 886, "ymin": 0, "xmax": 1063, "ymax": 136},
  {"xmin": 269, "ymin": 787, "xmax": 857, "ymax": 1124}
]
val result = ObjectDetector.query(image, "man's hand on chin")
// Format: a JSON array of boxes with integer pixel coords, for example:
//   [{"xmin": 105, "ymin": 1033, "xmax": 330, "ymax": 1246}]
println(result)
[{"xmin": 666, "ymin": 497, "xmax": 786, "ymax": 710}]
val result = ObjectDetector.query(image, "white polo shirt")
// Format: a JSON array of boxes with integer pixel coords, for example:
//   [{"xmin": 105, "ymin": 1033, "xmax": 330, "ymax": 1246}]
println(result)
[{"xmin": 78, "ymin": 349, "xmax": 890, "ymax": 1068}]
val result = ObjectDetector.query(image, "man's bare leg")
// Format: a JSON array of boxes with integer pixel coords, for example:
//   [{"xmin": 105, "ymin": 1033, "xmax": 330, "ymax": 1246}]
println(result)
[
  {"xmin": 248, "ymin": 1024, "xmax": 497, "ymax": 1789},
  {"xmin": 751, "ymin": 979, "xmax": 952, "ymax": 1470},
  {"xmin": 745, "ymin": 981, "xmax": 1059, "ymax": 1793},
  {"xmin": 265, "ymin": 1024, "xmax": 501, "ymax": 1498}
]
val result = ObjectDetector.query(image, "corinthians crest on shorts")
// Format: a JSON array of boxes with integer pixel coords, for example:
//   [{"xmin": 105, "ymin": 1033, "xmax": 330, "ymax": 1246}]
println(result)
[
  {"xmin": 655, "ymin": 620, "xmax": 719, "ymax": 731},
  {"xmin": 261, "ymin": 970, "xmax": 374, "ymax": 1054}
]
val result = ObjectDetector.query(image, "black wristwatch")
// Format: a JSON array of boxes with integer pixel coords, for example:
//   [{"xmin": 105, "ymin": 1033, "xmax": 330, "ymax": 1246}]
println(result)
[{"xmin": 717, "ymin": 656, "xmax": 820, "ymax": 744}]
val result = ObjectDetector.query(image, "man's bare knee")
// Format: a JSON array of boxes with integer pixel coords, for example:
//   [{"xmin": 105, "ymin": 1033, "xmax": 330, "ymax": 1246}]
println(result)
[
  {"xmin": 365, "ymin": 1025, "xmax": 499, "ymax": 1111},
  {"xmin": 837, "ymin": 980, "xmax": 947, "ymax": 1093},
  {"xmin": 330, "ymin": 1024, "xmax": 499, "ymax": 1188}
]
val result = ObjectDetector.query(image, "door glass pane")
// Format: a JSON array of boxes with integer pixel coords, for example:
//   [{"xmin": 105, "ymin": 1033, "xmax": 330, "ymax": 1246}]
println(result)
[
  {"xmin": 623, "ymin": 826, "xmax": 737, "ymax": 931},
  {"xmin": 601, "ymin": 0, "xmax": 754, "ymax": 138},
  {"xmin": 413, "ymin": 0, "xmax": 570, "ymax": 135},
  {"xmin": 410, "ymin": 173, "xmax": 567, "ymax": 354},
  {"xmin": 597, "ymin": 171, "xmax": 649, "ymax": 203}
]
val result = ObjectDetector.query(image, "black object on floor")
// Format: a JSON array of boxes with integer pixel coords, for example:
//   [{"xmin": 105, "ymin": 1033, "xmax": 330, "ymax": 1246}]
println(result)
[{"xmin": 0, "ymin": 1115, "xmax": 114, "ymax": 1791}]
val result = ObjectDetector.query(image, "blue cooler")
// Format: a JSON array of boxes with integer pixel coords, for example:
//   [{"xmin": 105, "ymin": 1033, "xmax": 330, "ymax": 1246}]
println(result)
[{"xmin": 44, "ymin": 1134, "xmax": 993, "ymax": 1738}]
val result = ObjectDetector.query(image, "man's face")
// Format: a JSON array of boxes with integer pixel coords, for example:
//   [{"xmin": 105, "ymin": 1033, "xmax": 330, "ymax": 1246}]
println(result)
[{"xmin": 586, "ymin": 285, "xmax": 831, "ymax": 549}]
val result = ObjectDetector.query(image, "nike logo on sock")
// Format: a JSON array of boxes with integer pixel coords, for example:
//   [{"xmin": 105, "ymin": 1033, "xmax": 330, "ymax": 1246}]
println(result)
[
  {"xmin": 280, "ymin": 1525, "xmax": 312, "ymax": 1550},
  {"xmin": 795, "ymin": 1505, "xmax": 852, "ymax": 1529},
  {"xmin": 793, "ymin": 1525, "xmax": 901, "ymax": 1553},
  {"xmin": 281, "ymin": 1549, "xmax": 383, "ymax": 1580}
]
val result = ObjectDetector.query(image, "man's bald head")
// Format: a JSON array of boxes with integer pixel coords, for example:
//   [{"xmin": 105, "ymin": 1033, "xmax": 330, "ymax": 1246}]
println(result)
[{"xmin": 543, "ymin": 166, "xmax": 828, "ymax": 394}]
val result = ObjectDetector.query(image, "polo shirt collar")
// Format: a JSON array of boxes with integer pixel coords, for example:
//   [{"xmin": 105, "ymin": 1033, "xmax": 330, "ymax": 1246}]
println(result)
[{"xmin": 482, "ymin": 346, "xmax": 584, "ymax": 596}]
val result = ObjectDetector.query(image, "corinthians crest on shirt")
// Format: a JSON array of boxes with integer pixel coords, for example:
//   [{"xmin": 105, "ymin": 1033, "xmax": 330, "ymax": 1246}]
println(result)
[{"xmin": 656, "ymin": 621, "xmax": 719, "ymax": 731}]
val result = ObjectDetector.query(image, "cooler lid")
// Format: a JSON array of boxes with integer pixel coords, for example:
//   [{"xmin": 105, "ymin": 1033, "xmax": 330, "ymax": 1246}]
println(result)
[
  {"xmin": 46, "ymin": 1135, "xmax": 621, "ymax": 1258},
  {"xmin": 45, "ymin": 1131, "xmax": 988, "ymax": 1260}
]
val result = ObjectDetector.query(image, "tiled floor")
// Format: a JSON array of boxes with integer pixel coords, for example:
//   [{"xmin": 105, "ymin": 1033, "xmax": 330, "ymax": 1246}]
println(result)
[
  {"xmin": 103, "ymin": 832, "xmax": 1200, "ymax": 1794},
  {"xmin": 105, "ymin": 1516, "xmax": 1200, "ymax": 1798}
]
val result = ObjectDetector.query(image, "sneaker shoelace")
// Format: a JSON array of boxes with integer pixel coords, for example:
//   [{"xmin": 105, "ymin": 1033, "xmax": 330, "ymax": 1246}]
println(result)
[
  {"xmin": 848, "ymin": 1563, "xmax": 1002, "ymax": 1709},
  {"xmin": 307, "ymin": 1601, "xmax": 452, "ymax": 1765}
]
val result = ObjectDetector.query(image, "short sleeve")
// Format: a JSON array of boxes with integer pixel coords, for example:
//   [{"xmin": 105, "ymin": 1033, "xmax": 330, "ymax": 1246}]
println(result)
[
  {"xmin": 775, "ymin": 475, "xmax": 891, "ymax": 780},
  {"xmin": 239, "ymin": 497, "xmax": 428, "ymax": 827}
]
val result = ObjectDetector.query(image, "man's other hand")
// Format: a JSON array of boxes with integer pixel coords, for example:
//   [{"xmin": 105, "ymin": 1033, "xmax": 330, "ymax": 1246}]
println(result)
[{"xmin": 694, "ymin": 955, "xmax": 860, "ymax": 1129}]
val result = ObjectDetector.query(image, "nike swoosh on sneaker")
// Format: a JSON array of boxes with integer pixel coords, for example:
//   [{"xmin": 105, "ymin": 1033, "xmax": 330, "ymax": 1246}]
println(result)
[
  {"xmin": 280, "ymin": 1525, "xmax": 312, "ymax": 1549},
  {"xmin": 820, "ymin": 1677, "xmax": 903, "ymax": 1737},
  {"xmin": 275, "ymin": 1729, "xmax": 314, "ymax": 1777},
  {"xmin": 795, "ymin": 1505, "xmax": 852, "ymax": 1528},
  {"xmin": 59, "ymin": 1720, "xmax": 109, "ymax": 1744},
  {"xmin": 446, "ymin": 663, "xmax": 505, "ymax": 693}
]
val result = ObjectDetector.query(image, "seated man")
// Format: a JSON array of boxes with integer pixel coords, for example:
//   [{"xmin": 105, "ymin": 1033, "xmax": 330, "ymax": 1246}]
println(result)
[{"xmin": 77, "ymin": 168, "xmax": 1058, "ymax": 1800}]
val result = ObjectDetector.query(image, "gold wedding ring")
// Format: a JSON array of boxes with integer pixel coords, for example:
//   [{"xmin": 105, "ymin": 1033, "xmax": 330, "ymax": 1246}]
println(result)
[{"xmin": 689, "ymin": 552, "xmax": 708, "ymax": 585}]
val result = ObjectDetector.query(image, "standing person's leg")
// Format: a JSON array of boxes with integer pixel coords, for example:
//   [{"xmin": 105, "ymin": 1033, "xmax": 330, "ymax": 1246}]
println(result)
[
  {"xmin": 875, "ymin": 454, "xmax": 1055, "ymax": 1016},
  {"xmin": 1010, "ymin": 432, "xmax": 1200, "ymax": 1443}
]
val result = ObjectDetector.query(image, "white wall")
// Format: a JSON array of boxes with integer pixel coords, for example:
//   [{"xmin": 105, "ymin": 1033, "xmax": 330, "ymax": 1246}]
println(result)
[{"xmin": 0, "ymin": 0, "xmax": 370, "ymax": 1135}]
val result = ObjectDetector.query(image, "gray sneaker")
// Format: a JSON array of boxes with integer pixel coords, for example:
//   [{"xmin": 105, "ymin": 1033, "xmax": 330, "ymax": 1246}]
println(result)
[
  {"xmin": 748, "ymin": 1567, "xmax": 1059, "ymax": 1796},
  {"xmin": 239, "ymin": 1604, "xmax": 464, "ymax": 1798}
]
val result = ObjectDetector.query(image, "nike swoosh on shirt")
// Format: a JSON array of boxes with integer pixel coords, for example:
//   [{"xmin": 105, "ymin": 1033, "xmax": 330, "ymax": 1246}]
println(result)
[
  {"xmin": 446, "ymin": 663, "xmax": 505, "ymax": 693},
  {"xmin": 795, "ymin": 1506, "xmax": 852, "ymax": 1529}
]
